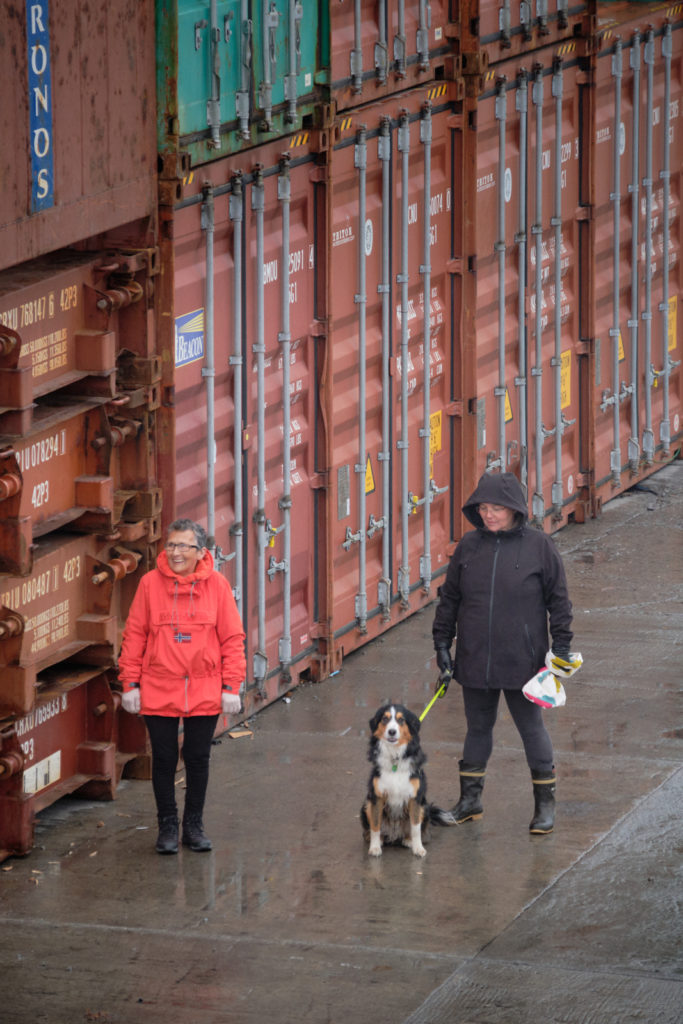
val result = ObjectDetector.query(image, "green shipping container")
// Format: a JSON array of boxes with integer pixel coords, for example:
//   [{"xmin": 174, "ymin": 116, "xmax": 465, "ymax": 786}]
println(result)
[{"xmin": 157, "ymin": 0, "xmax": 325, "ymax": 167}]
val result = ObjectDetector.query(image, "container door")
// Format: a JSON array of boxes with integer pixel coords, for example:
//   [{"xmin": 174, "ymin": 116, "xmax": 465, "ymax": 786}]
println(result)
[
  {"xmin": 465, "ymin": 56, "xmax": 583, "ymax": 531},
  {"xmin": 325, "ymin": 91, "xmax": 456, "ymax": 653},
  {"xmin": 591, "ymin": 26, "xmax": 682, "ymax": 509},
  {"xmin": 241, "ymin": 162, "xmax": 319, "ymax": 696}
]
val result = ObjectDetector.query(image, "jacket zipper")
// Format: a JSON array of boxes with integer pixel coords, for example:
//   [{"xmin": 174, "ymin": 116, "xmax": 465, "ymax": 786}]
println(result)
[
  {"xmin": 184, "ymin": 675, "xmax": 189, "ymax": 714},
  {"xmin": 485, "ymin": 537, "xmax": 500, "ymax": 686}
]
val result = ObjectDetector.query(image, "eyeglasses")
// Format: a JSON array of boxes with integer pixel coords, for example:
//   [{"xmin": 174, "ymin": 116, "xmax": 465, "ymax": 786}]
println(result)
[
  {"xmin": 477, "ymin": 504, "xmax": 506, "ymax": 514},
  {"xmin": 165, "ymin": 542, "xmax": 200, "ymax": 554}
]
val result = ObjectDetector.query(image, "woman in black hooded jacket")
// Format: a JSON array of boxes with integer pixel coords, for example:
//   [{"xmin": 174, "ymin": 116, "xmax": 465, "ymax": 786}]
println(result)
[{"xmin": 432, "ymin": 471, "xmax": 573, "ymax": 834}]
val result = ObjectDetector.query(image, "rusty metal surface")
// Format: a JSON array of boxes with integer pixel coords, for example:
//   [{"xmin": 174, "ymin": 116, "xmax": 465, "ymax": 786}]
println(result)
[
  {"xmin": 0, "ymin": 532, "xmax": 141, "ymax": 717},
  {"xmin": 0, "ymin": 668, "xmax": 119, "ymax": 858},
  {"xmin": 0, "ymin": 0, "xmax": 157, "ymax": 271}
]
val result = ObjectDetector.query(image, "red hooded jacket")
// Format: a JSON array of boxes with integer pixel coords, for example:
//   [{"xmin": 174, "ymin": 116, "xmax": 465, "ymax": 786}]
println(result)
[{"xmin": 118, "ymin": 549, "xmax": 246, "ymax": 716}]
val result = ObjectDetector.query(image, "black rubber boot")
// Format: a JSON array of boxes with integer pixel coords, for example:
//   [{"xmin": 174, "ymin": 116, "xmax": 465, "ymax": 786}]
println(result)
[
  {"xmin": 155, "ymin": 815, "xmax": 179, "ymax": 854},
  {"xmin": 529, "ymin": 770, "xmax": 556, "ymax": 834},
  {"xmin": 451, "ymin": 761, "xmax": 486, "ymax": 823},
  {"xmin": 182, "ymin": 814, "xmax": 212, "ymax": 852}
]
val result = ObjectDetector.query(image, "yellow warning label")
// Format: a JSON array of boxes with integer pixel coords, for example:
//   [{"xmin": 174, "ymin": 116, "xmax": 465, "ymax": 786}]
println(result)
[
  {"xmin": 561, "ymin": 350, "xmax": 571, "ymax": 409},
  {"xmin": 429, "ymin": 410, "xmax": 442, "ymax": 477},
  {"xmin": 504, "ymin": 388, "xmax": 513, "ymax": 423},
  {"xmin": 669, "ymin": 295, "xmax": 678, "ymax": 351},
  {"xmin": 618, "ymin": 330, "xmax": 625, "ymax": 362},
  {"xmin": 365, "ymin": 455, "xmax": 375, "ymax": 495}
]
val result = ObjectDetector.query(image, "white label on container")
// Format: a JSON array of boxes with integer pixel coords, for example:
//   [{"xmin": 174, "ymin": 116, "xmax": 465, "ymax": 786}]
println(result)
[
  {"xmin": 504, "ymin": 167, "xmax": 512, "ymax": 203},
  {"xmin": 365, "ymin": 218, "xmax": 373, "ymax": 256},
  {"xmin": 23, "ymin": 751, "xmax": 61, "ymax": 795}
]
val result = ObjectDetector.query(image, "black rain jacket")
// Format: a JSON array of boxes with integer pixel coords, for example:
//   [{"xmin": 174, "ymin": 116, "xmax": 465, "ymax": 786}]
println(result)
[{"xmin": 432, "ymin": 472, "xmax": 573, "ymax": 690}]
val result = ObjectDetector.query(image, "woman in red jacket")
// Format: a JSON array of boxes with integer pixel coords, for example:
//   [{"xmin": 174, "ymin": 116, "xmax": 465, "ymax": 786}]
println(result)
[{"xmin": 119, "ymin": 519, "xmax": 246, "ymax": 854}]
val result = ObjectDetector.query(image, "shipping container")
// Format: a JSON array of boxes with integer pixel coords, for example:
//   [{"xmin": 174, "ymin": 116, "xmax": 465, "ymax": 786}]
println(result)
[
  {"xmin": 588, "ymin": 8, "xmax": 682, "ymax": 511},
  {"xmin": 324, "ymin": 85, "xmax": 459, "ymax": 650},
  {"xmin": 156, "ymin": 80, "xmax": 460, "ymax": 714},
  {"xmin": 459, "ymin": 0, "xmax": 591, "ymax": 71},
  {"xmin": 0, "ymin": 0, "xmax": 157, "ymax": 271},
  {"xmin": 327, "ymin": 0, "xmax": 456, "ymax": 112},
  {"xmin": 156, "ymin": 0, "xmax": 457, "ymax": 169},
  {"xmin": 0, "ymin": 668, "xmax": 121, "ymax": 859},
  {"xmin": 458, "ymin": 46, "xmax": 589, "ymax": 530}
]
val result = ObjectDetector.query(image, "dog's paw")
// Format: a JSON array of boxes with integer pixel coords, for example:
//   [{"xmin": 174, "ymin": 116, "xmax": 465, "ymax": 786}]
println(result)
[
  {"xmin": 411, "ymin": 843, "xmax": 427, "ymax": 858},
  {"xmin": 368, "ymin": 843, "xmax": 383, "ymax": 857}
]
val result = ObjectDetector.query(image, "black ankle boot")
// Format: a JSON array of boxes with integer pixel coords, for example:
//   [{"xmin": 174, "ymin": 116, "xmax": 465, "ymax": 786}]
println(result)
[
  {"xmin": 182, "ymin": 814, "xmax": 212, "ymax": 852},
  {"xmin": 156, "ymin": 815, "xmax": 179, "ymax": 854},
  {"xmin": 529, "ymin": 770, "xmax": 556, "ymax": 834},
  {"xmin": 451, "ymin": 761, "xmax": 486, "ymax": 823}
]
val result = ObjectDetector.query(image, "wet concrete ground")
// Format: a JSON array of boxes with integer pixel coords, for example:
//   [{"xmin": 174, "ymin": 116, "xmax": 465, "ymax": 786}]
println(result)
[{"xmin": 1, "ymin": 463, "xmax": 681, "ymax": 1024}]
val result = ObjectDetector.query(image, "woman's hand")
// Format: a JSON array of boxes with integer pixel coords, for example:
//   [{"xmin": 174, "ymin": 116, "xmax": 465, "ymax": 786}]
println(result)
[{"xmin": 221, "ymin": 691, "xmax": 242, "ymax": 715}]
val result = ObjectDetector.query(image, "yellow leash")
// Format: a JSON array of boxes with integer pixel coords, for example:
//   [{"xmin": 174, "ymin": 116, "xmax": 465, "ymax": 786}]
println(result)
[{"xmin": 419, "ymin": 677, "xmax": 450, "ymax": 722}]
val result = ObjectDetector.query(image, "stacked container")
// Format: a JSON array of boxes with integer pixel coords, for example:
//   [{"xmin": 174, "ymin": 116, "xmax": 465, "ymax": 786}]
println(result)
[
  {"xmin": 0, "ymin": 2, "xmax": 681, "ymax": 858},
  {"xmin": 157, "ymin": 2, "xmax": 460, "ymax": 710},
  {"xmin": 0, "ymin": 1, "xmax": 158, "ymax": 858}
]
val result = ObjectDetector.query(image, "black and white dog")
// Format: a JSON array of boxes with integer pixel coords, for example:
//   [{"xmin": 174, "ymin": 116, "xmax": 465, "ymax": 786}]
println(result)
[{"xmin": 360, "ymin": 703, "xmax": 453, "ymax": 857}]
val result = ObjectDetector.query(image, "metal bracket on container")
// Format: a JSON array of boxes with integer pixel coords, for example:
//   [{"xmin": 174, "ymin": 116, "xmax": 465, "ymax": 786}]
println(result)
[
  {"xmin": 268, "ymin": 555, "xmax": 288, "ymax": 580},
  {"xmin": 194, "ymin": 19, "xmax": 207, "ymax": 49},
  {"xmin": 367, "ymin": 513, "xmax": 386, "ymax": 539},
  {"xmin": 342, "ymin": 526, "xmax": 363, "ymax": 551}
]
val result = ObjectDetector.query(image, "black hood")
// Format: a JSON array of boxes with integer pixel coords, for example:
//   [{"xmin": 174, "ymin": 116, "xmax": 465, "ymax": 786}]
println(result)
[{"xmin": 462, "ymin": 472, "xmax": 528, "ymax": 530}]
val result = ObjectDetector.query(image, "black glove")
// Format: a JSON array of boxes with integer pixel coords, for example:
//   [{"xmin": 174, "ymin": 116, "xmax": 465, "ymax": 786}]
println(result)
[
  {"xmin": 552, "ymin": 645, "xmax": 570, "ymax": 660},
  {"xmin": 435, "ymin": 646, "xmax": 453, "ymax": 678}
]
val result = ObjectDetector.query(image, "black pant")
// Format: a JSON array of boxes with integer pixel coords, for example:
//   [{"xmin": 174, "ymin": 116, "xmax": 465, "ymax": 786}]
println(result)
[
  {"xmin": 461, "ymin": 687, "xmax": 554, "ymax": 773},
  {"xmin": 144, "ymin": 714, "xmax": 219, "ymax": 820}
]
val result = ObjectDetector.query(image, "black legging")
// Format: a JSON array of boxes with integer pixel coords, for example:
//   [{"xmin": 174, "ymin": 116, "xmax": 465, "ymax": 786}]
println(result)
[
  {"xmin": 461, "ymin": 687, "xmax": 554, "ymax": 773},
  {"xmin": 144, "ymin": 714, "xmax": 219, "ymax": 820}
]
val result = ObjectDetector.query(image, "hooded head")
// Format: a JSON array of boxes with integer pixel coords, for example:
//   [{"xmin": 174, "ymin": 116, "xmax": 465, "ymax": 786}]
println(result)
[{"xmin": 462, "ymin": 471, "xmax": 528, "ymax": 531}]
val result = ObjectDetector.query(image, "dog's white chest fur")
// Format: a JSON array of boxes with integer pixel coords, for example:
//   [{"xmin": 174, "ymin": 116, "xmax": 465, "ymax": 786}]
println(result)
[{"xmin": 376, "ymin": 743, "xmax": 415, "ymax": 810}]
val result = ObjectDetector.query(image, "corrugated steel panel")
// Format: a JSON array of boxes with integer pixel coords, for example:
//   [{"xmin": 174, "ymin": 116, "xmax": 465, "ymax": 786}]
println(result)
[
  {"xmin": 459, "ymin": 0, "xmax": 590, "ymax": 71},
  {"xmin": 589, "ymin": 13, "xmax": 682, "ymax": 510},
  {"xmin": 328, "ymin": 0, "xmax": 455, "ymax": 112},
  {"xmin": 459, "ymin": 50, "xmax": 587, "ymax": 531},
  {"xmin": 157, "ymin": 0, "xmax": 322, "ymax": 166},
  {"xmin": 0, "ymin": 0, "xmax": 157, "ymax": 271},
  {"xmin": 157, "ymin": 1, "xmax": 459, "ymax": 168}
]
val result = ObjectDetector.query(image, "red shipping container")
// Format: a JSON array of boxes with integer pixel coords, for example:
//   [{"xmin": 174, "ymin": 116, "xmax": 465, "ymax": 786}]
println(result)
[
  {"xmin": 459, "ymin": 0, "xmax": 591, "ymax": 72},
  {"xmin": 324, "ymin": 85, "xmax": 459, "ymax": 652},
  {"xmin": 459, "ymin": 47, "xmax": 587, "ymax": 531},
  {"xmin": 589, "ymin": 11, "xmax": 682, "ymax": 510},
  {"xmin": 329, "ymin": 0, "xmax": 455, "ymax": 111}
]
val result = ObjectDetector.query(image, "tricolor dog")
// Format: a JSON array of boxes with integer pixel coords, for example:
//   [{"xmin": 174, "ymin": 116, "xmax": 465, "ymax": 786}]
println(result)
[{"xmin": 361, "ymin": 703, "xmax": 453, "ymax": 857}]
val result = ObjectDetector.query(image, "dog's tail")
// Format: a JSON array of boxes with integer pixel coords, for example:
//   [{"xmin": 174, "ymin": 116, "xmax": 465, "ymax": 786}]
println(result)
[{"xmin": 427, "ymin": 804, "xmax": 457, "ymax": 826}]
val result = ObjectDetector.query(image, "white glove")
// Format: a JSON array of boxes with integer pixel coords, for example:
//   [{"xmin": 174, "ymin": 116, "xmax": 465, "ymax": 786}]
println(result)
[
  {"xmin": 121, "ymin": 688, "xmax": 141, "ymax": 714},
  {"xmin": 221, "ymin": 691, "xmax": 241, "ymax": 715}
]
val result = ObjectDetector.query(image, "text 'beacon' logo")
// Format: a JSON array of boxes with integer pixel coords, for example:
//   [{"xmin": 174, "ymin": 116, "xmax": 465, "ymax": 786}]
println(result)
[{"xmin": 175, "ymin": 309, "xmax": 205, "ymax": 367}]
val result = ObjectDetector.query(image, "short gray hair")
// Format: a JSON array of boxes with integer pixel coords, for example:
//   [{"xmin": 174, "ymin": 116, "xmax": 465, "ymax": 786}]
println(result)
[{"xmin": 167, "ymin": 519, "xmax": 207, "ymax": 549}]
